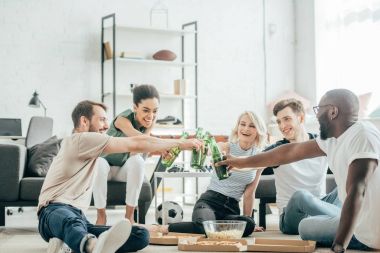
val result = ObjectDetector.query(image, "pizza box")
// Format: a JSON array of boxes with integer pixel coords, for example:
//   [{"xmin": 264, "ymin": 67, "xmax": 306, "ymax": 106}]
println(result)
[
  {"xmin": 247, "ymin": 238, "xmax": 316, "ymax": 252},
  {"xmin": 178, "ymin": 237, "xmax": 248, "ymax": 252},
  {"xmin": 149, "ymin": 232, "xmax": 204, "ymax": 245}
]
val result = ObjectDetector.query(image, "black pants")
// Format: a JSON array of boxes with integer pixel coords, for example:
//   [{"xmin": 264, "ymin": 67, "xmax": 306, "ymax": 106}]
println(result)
[{"xmin": 168, "ymin": 190, "xmax": 256, "ymax": 237}]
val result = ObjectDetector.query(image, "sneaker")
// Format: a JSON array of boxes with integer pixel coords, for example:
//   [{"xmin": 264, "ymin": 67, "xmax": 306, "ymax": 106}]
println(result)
[
  {"xmin": 47, "ymin": 238, "xmax": 72, "ymax": 253},
  {"xmin": 93, "ymin": 219, "xmax": 132, "ymax": 253}
]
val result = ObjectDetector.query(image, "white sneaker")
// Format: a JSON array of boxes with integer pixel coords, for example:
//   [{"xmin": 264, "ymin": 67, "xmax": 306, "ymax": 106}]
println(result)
[
  {"xmin": 47, "ymin": 238, "xmax": 72, "ymax": 253},
  {"xmin": 93, "ymin": 219, "xmax": 132, "ymax": 253}
]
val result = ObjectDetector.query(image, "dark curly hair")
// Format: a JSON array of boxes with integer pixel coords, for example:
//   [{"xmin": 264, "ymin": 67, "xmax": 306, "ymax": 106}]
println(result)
[{"xmin": 133, "ymin": 84, "xmax": 160, "ymax": 105}]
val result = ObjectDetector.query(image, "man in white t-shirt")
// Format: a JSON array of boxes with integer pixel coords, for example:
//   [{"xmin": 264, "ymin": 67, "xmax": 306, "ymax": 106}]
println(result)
[
  {"xmin": 263, "ymin": 99, "xmax": 341, "ymax": 235},
  {"xmin": 217, "ymin": 89, "xmax": 380, "ymax": 252},
  {"xmin": 37, "ymin": 100, "xmax": 202, "ymax": 253}
]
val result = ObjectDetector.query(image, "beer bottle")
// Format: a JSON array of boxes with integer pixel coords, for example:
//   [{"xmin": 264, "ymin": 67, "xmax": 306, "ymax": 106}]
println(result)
[
  {"xmin": 199, "ymin": 131, "xmax": 211, "ymax": 169},
  {"xmin": 191, "ymin": 127, "xmax": 205, "ymax": 169},
  {"xmin": 209, "ymin": 136, "xmax": 230, "ymax": 180},
  {"xmin": 161, "ymin": 132, "xmax": 189, "ymax": 168}
]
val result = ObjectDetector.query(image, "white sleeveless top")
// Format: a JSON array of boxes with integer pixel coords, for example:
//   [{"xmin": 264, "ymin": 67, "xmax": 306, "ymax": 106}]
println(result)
[{"xmin": 207, "ymin": 142, "xmax": 258, "ymax": 201}]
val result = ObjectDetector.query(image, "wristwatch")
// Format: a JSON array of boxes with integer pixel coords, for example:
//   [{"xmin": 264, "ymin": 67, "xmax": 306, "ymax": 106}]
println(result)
[{"xmin": 331, "ymin": 242, "xmax": 346, "ymax": 253}]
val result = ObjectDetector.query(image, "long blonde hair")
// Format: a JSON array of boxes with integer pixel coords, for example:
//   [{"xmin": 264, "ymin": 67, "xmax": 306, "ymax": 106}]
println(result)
[{"xmin": 229, "ymin": 111, "xmax": 267, "ymax": 149}]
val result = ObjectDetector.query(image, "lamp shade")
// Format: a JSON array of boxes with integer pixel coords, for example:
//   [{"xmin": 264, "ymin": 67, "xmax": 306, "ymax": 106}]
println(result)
[
  {"xmin": 28, "ymin": 91, "xmax": 47, "ymax": 117},
  {"xmin": 28, "ymin": 91, "xmax": 40, "ymax": 108}
]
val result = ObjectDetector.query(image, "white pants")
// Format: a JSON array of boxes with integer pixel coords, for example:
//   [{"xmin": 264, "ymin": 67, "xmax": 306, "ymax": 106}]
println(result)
[{"xmin": 93, "ymin": 155, "xmax": 145, "ymax": 208}]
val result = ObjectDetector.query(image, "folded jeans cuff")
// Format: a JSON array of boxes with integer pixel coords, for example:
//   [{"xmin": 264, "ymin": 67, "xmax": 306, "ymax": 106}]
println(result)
[{"xmin": 80, "ymin": 233, "xmax": 96, "ymax": 253}]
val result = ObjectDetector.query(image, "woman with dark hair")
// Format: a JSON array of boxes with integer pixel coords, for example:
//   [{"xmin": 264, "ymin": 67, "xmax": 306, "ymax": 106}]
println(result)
[{"xmin": 93, "ymin": 84, "xmax": 160, "ymax": 225}]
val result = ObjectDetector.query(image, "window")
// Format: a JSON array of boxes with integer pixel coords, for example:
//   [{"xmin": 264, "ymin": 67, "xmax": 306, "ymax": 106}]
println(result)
[{"xmin": 315, "ymin": 0, "xmax": 380, "ymax": 116}]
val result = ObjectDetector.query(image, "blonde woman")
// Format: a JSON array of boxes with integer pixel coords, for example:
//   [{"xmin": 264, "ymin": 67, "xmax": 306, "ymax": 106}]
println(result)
[{"xmin": 159, "ymin": 111, "xmax": 267, "ymax": 236}]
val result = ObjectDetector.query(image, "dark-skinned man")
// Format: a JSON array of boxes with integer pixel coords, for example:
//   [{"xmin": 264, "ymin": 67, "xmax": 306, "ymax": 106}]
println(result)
[{"xmin": 217, "ymin": 89, "xmax": 380, "ymax": 252}]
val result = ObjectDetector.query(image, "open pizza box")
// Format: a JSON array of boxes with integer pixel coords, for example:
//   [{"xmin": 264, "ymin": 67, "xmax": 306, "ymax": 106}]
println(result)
[
  {"xmin": 178, "ymin": 237, "xmax": 316, "ymax": 252},
  {"xmin": 178, "ymin": 237, "xmax": 248, "ymax": 252},
  {"xmin": 149, "ymin": 232, "xmax": 204, "ymax": 245},
  {"xmin": 247, "ymin": 238, "xmax": 316, "ymax": 252}
]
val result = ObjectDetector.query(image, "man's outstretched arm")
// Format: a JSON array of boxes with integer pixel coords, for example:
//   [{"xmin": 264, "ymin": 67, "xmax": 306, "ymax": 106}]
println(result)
[
  {"xmin": 217, "ymin": 140, "xmax": 325, "ymax": 169},
  {"xmin": 332, "ymin": 158, "xmax": 378, "ymax": 252},
  {"xmin": 103, "ymin": 135, "xmax": 202, "ymax": 154}
]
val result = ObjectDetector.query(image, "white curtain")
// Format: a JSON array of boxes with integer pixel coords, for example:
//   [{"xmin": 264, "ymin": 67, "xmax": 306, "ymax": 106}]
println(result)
[{"xmin": 315, "ymin": 0, "xmax": 380, "ymax": 113}]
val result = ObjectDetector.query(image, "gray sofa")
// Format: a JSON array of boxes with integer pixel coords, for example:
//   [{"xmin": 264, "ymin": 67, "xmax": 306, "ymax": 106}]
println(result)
[{"xmin": 0, "ymin": 143, "xmax": 153, "ymax": 226}]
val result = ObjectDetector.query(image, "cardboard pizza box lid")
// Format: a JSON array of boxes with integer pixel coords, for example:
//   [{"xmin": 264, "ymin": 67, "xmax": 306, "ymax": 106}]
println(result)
[{"xmin": 247, "ymin": 238, "xmax": 316, "ymax": 252}]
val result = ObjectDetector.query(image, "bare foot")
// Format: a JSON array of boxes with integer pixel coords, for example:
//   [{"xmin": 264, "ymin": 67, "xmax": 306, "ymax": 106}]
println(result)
[
  {"xmin": 95, "ymin": 216, "xmax": 107, "ymax": 225},
  {"xmin": 125, "ymin": 205, "xmax": 136, "ymax": 224},
  {"xmin": 124, "ymin": 216, "xmax": 136, "ymax": 225},
  {"xmin": 254, "ymin": 226, "xmax": 265, "ymax": 232}
]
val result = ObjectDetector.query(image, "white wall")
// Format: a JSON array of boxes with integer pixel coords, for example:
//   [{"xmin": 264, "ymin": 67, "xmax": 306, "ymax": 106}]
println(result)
[
  {"xmin": 0, "ymin": 0, "xmax": 296, "ymax": 137},
  {"xmin": 264, "ymin": 0, "xmax": 296, "ymax": 106},
  {"xmin": 295, "ymin": 0, "xmax": 317, "ymax": 106}
]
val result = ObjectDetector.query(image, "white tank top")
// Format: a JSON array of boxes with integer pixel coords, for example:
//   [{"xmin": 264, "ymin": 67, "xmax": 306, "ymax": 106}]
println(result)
[{"xmin": 207, "ymin": 142, "xmax": 258, "ymax": 201}]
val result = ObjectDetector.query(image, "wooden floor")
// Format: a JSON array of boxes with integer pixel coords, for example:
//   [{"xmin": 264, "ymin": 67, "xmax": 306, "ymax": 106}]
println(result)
[{"xmin": 0, "ymin": 205, "xmax": 377, "ymax": 252}]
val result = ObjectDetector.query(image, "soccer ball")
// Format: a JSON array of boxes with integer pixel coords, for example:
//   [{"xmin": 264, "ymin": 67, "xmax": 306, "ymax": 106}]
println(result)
[{"xmin": 156, "ymin": 201, "xmax": 183, "ymax": 224}]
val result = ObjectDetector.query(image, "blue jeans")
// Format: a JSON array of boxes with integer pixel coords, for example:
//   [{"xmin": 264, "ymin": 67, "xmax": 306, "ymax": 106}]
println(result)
[
  {"xmin": 299, "ymin": 215, "xmax": 371, "ymax": 250},
  {"xmin": 38, "ymin": 203, "xmax": 149, "ymax": 253},
  {"xmin": 280, "ymin": 188, "xmax": 342, "ymax": 235}
]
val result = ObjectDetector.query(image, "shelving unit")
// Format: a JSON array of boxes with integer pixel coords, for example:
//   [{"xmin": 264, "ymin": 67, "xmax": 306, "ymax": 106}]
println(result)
[
  {"xmin": 105, "ymin": 57, "xmax": 196, "ymax": 67},
  {"xmin": 101, "ymin": 13, "xmax": 198, "ymax": 132},
  {"xmin": 103, "ymin": 25, "xmax": 197, "ymax": 36}
]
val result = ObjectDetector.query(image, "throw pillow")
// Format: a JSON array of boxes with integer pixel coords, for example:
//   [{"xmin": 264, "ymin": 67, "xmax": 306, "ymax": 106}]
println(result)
[{"xmin": 26, "ymin": 136, "xmax": 62, "ymax": 177}]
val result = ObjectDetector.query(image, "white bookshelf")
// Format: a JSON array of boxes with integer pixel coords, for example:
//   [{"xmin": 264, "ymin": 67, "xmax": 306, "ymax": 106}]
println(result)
[
  {"xmin": 101, "ymin": 14, "xmax": 198, "ymax": 131},
  {"xmin": 104, "ymin": 57, "xmax": 197, "ymax": 67},
  {"xmin": 104, "ymin": 25, "xmax": 197, "ymax": 36}
]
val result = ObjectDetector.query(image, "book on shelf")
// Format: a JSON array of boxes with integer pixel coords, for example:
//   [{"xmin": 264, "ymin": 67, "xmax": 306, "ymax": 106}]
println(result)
[
  {"xmin": 120, "ymin": 51, "xmax": 145, "ymax": 60},
  {"xmin": 103, "ymin": 41, "xmax": 113, "ymax": 60}
]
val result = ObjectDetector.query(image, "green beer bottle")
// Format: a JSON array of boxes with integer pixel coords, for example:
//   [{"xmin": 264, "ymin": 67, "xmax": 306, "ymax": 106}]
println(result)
[
  {"xmin": 199, "ymin": 131, "xmax": 211, "ymax": 168},
  {"xmin": 191, "ymin": 127, "xmax": 205, "ymax": 169},
  {"xmin": 161, "ymin": 132, "xmax": 189, "ymax": 168},
  {"xmin": 209, "ymin": 136, "xmax": 230, "ymax": 180}
]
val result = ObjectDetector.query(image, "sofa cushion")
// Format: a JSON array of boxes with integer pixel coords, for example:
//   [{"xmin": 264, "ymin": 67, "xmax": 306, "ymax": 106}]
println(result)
[
  {"xmin": 19, "ymin": 177, "xmax": 45, "ymax": 201},
  {"xmin": 19, "ymin": 177, "xmax": 152, "ymax": 203},
  {"xmin": 26, "ymin": 136, "xmax": 62, "ymax": 177},
  {"xmin": 105, "ymin": 179, "xmax": 152, "ymax": 205},
  {"xmin": 0, "ymin": 143, "xmax": 27, "ymax": 201},
  {"xmin": 256, "ymin": 175, "xmax": 276, "ymax": 198}
]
